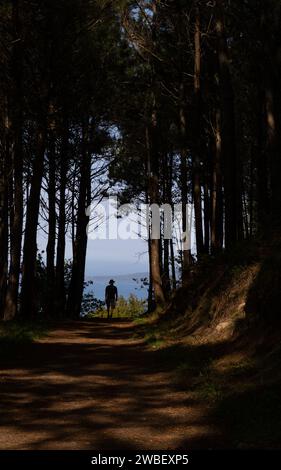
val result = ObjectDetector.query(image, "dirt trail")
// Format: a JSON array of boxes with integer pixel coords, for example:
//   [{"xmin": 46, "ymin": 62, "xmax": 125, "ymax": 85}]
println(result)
[{"xmin": 0, "ymin": 320, "xmax": 221, "ymax": 450}]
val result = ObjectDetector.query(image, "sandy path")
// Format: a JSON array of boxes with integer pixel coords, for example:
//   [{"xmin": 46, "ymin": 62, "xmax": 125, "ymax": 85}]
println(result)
[{"xmin": 0, "ymin": 320, "xmax": 220, "ymax": 450}]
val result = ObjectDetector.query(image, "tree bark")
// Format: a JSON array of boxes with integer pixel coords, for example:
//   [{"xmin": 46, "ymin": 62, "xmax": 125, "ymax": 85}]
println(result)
[
  {"xmin": 4, "ymin": 0, "xmax": 24, "ymax": 321},
  {"xmin": 20, "ymin": 124, "xmax": 46, "ymax": 319},
  {"xmin": 179, "ymin": 99, "xmax": 191, "ymax": 277},
  {"xmin": 203, "ymin": 176, "xmax": 210, "ymax": 254},
  {"xmin": 66, "ymin": 121, "xmax": 91, "ymax": 319},
  {"xmin": 211, "ymin": 109, "xmax": 223, "ymax": 253},
  {"xmin": 215, "ymin": 0, "xmax": 242, "ymax": 248},
  {"xmin": 260, "ymin": 3, "xmax": 281, "ymax": 228},
  {"xmin": 147, "ymin": 223, "xmax": 154, "ymax": 312},
  {"xmin": 46, "ymin": 124, "xmax": 56, "ymax": 317},
  {"xmin": 147, "ymin": 117, "xmax": 165, "ymax": 307},
  {"xmin": 0, "ymin": 104, "xmax": 9, "ymax": 317},
  {"xmin": 257, "ymin": 89, "xmax": 269, "ymax": 232},
  {"xmin": 55, "ymin": 120, "xmax": 68, "ymax": 316},
  {"xmin": 193, "ymin": 5, "xmax": 204, "ymax": 257},
  {"xmin": 147, "ymin": 1, "xmax": 165, "ymax": 307},
  {"xmin": 168, "ymin": 153, "xmax": 176, "ymax": 291},
  {"xmin": 162, "ymin": 152, "xmax": 170, "ymax": 296},
  {"xmin": 265, "ymin": 85, "xmax": 281, "ymax": 226},
  {"xmin": 176, "ymin": 2, "xmax": 192, "ymax": 277}
]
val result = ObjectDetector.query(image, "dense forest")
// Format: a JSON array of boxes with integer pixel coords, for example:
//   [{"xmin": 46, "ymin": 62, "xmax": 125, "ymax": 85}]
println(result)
[
  {"xmin": 2, "ymin": 0, "xmax": 281, "ymax": 455},
  {"xmin": 0, "ymin": 0, "xmax": 281, "ymax": 322}
]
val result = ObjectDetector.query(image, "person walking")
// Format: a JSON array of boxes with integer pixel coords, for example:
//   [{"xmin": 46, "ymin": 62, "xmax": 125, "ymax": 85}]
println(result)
[{"xmin": 105, "ymin": 279, "xmax": 118, "ymax": 319}]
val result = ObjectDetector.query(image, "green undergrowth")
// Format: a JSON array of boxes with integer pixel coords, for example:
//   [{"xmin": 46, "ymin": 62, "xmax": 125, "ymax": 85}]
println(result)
[
  {"xmin": 136, "ymin": 310, "xmax": 281, "ymax": 448},
  {"xmin": 0, "ymin": 321, "xmax": 49, "ymax": 353},
  {"xmin": 85, "ymin": 295, "xmax": 147, "ymax": 319}
]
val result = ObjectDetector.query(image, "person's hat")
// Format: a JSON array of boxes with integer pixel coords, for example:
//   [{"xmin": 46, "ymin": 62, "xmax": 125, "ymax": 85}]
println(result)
[{"xmin": 109, "ymin": 279, "xmax": 115, "ymax": 284}]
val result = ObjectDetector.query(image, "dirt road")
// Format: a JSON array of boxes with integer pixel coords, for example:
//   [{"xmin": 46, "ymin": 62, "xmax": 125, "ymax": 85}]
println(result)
[{"xmin": 0, "ymin": 320, "xmax": 220, "ymax": 449}]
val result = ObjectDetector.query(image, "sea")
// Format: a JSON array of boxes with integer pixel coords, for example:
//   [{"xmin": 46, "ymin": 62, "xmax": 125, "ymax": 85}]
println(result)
[{"xmin": 84, "ymin": 273, "xmax": 149, "ymax": 301}]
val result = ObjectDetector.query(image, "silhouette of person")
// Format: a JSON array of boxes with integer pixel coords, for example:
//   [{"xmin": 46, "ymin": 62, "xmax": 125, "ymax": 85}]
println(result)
[{"xmin": 105, "ymin": 279, "xmax": 118, "ymax": 319}]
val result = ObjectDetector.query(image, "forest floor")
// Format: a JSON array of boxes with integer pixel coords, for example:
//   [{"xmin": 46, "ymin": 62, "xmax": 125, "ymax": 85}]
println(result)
[
  {"xmin": 0, "ymin": 318, "xmax": 280, "ymax": 449},
  {"xmin": 0, "ymin": 319, "xmax": 226, "ymax": 450}
]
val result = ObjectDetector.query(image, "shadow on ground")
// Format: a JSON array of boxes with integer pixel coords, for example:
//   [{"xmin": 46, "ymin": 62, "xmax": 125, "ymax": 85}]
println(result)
[
  {"xmin": 0, "ymin": 320, "xmax": 225, "ymax": 450},
  {"xmin": 2, "ymin": 319, "xmax": 280, "ymax": 449}
]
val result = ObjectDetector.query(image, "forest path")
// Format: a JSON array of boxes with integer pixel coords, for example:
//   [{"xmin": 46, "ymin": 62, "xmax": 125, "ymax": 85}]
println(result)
[{"xmin": 0, "ymin": 320, "xmax": 221, "ymax": 450}]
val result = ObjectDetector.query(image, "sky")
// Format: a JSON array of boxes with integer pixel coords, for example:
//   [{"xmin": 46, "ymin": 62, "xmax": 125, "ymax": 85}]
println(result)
[
  {"xmin": 83, "ymin": 238, "xmax": 149, "ymax": 276},
  {"xmin": 37, "ymin": 231, "xmax": 149, "ymax": 277}
]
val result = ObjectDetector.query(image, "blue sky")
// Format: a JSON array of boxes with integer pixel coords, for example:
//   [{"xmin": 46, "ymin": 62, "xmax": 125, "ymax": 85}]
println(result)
[
  {"xmin": 38, "ymin": 232, "xmax": 149, "ymax": 276},
  {"xmin": 83, "ymin": 238, "xmax": 149, "ymax": 276}
]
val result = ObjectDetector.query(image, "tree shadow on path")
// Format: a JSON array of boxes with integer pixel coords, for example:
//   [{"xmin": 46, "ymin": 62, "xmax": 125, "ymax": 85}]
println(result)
[{"xmin": 0, "ymin": 320, "xmax": 224, "ymax": 450}]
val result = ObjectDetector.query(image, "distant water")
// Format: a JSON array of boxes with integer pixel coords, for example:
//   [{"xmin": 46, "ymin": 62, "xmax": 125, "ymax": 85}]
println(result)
[{"xmin": 84, "ymin": 273, "xmax": 149, "ymax": 301}]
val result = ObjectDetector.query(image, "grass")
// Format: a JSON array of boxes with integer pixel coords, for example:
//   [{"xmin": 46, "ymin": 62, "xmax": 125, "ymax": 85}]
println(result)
[
  {"xmin": 144, "ymin": 332, "xmax": 165, "ymax": 349},
  {"xmin": 131, "ymin": 240, "xmax": 281, "ymax": 448},
  {"xmin": 197, "ymin": 380, "xmax": 223, "ymax": 402},
  {"xmin": 0, "ymin": 321, "xmax": 49, "ymax": 354},
  {"xmin": 137, "ymin": 312, "xmax": 281, "ymax": 447},
  {"xmin": 84, "ymin": 295, "xmax": 147, "ymax": 320},
  {"xmin": 139, "ymin": 315, "xmax": 224, "ymax": 401},
  {"xmin": 214, "ymin": 381, "xmax": 281, "ymax": 448},
  {"xmin": 161, "ymin": 343, "xmax": 281, "ymax": 446},
  {"xmin": 224, "ymin": 358, "xmax": 256, "ymax": 377}
]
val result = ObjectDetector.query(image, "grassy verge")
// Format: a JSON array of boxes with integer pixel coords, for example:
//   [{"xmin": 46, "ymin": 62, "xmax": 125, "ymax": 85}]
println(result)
[
  {"xmin": 0, "ymin": 321, "xmax": 49, "ymax": 354},
  {"xmin": 214, "ymin": 379, "xmax": 281, "ymax": 448},
  {"xmin": 84, "ymin": 295, "xmax": 147, "ymax": 320},
  {"xmin": 136, "ymin": 313, "xmax": 281, "ymax": 448}
]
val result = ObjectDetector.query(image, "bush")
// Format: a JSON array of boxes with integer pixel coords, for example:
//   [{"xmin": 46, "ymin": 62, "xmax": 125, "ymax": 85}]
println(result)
[
  {"xmin": 85, "ymin": 294, "xmax": 146, "ymax": 319},
  {"xmin": 81, "ymin": 290, "xmax": 104, "ymax": 316}
]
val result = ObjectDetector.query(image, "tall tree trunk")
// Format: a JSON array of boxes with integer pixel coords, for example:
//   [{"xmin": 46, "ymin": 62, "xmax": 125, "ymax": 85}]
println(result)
[
  {"xmin": 147, "ymin": 226, "xmax": 154, "ymax": 312},
  {"xmin": 179, "ymin": 99, "xmax": 191, "ymax": 278},
  {"xmin": 265, "ymin": 85, "xmax": 281, "ymax": 226},
  {"xmin": 176, "ymin": 1, "xmax": 191, "ymax": 277},
  {"xmin": 163, "ymin": 238, "xmax": 170, "ymax": 294},
  {"xmin": 145, "ymin": 162, "xmax": 154, "ymax": 312},
  {"xmin": 55, "ymin": 121, "xmax": 68, "ymax": 316},
  {"xmin": 4, "ymin": 0, "xmax": 23, "ymax": 320},
  {"xmin": 257, "ymin": 89, "xmax": 269, "ymax": 232},
  {"xmin": 0, "ymin": 104, "xmax": 9, "ymax": 316},
  {"xmin": 203, "ymin": 176, "xmax": 210, "ymax": 253},
  {"xmin": 66, "ymin": 121, "xmax": 91, "ymax": 319},
  {"xmin": 167, "ymin": 153, "xmax": 176, "ymax": 290},
  {"xmin": 162, "ymin": 152, "xmax": 170, "ymax": 296},
  {"xmin": 20, "ymin": 124, "xmax": 46, "ymax": 319},
  {"xmin": 215, "ymin": 0, "xmax": 242, "ymax": 248},
  {"xmin": 170, "ymin": 238, "xmax": 177, "ymax": 290},
  {"xmin": 0, "ymin": 176, "xmax": 8, "ymax": 317},
  {"xmin": 260, "ymin": 3, "xmax": 281, "ymax": 228},
  {"xmin": 248, "ymin": 145, "xmax": 255, "ymax": 238},
  {"xmin": 147, "ymin": 118, "xmax": 165, "ymax": 307},
  {"xmin": 193, "ymin": 4, "xmax": 204, "ymax": 256},
  {"xmin": 211, "ymin": 109, "xmax": 223, "ymax": 253},
  {"xmin": 46, "ymin": 126, "xmax": 56, "ymax": 317},
  {"xmin": 242, "ymin": 182, "xmax": 249, "ymax": 239},
  {"xmin": 146, "ymin": 0, "xmax": 165, "ymax": 308},
  {"xmin": 150, "ymin": 235, "xmax": 165, "ymax": 307},
  {"xmin": 159, "ymin": 221, "xmax": 163, "ymax": 278},
  {"xmin": 71, "ymin": 162, "xmax": 77, "ymax": 252}
]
